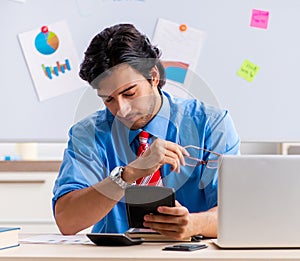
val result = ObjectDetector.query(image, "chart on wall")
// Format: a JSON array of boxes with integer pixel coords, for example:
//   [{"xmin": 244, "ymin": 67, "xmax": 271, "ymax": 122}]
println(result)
[{"xmin": 18, "ymin": 20, "xmax": 84, "ymax": 101}]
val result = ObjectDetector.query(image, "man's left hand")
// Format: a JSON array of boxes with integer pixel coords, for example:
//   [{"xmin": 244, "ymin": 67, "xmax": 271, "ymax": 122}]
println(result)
[{"xmin": 143, "ymin": 200, "xmax": 194, "ymax": 240}]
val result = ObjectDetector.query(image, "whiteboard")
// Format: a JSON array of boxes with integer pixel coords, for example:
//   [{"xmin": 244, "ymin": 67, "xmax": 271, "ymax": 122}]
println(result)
[{"xmin": 1, "ymin": 0, "xmax": 300, "ymax": 142}]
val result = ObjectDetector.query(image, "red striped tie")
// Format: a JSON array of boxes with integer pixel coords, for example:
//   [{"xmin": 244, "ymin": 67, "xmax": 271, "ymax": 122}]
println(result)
[{"xmin": 135, "ymin": 131, "xmax": 163, "ymax": 186}]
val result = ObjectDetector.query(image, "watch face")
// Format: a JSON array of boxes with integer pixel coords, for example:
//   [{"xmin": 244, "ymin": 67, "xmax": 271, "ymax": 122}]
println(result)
[{"xmin": 112, "ymin": 167, "xmax": 122, "ymax": 178}]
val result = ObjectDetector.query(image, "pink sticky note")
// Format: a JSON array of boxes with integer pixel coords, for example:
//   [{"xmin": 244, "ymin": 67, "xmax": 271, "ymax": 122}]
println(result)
[{"xmin": 250, "ymin": 9, "xmax": 270, "ymax": 29}]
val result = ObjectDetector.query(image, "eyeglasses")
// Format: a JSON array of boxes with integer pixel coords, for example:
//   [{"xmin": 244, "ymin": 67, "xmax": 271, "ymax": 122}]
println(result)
[{"xmin": 183, "ymin": 145, "xmax": 222, "ymax": 169}]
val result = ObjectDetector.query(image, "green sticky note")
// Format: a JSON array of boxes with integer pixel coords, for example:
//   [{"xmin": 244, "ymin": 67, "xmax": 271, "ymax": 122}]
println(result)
[{"xmin": 237, "ymin": 59, "xmax": 260, "ymax": 82}]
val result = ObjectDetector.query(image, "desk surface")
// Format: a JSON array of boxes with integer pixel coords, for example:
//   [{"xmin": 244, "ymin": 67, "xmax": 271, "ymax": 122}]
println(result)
[{"xmin": 1, "ymin": 236, "xmax": 300, "ymax": 261}]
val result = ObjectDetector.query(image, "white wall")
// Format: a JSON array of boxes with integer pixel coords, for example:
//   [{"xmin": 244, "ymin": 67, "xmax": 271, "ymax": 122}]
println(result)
[
  {"xmin": 0, "ymin": 143, "xmax": 66, "ymax": 161},
  {"xmin": 3, "ymin": 0, "xmax": 300, "ymax": 142}
]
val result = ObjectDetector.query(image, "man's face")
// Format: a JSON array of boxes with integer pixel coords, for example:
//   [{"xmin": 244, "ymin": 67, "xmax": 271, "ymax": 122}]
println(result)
[{"xmin": 97, "ymin": 64, "xmax": 162, "ymax": 130}]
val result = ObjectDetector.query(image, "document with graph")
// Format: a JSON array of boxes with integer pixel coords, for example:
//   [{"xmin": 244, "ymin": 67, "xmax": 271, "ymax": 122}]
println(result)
[{"xmin": 18, "ymin": 20, "xmax": 84, "ymax": 101}]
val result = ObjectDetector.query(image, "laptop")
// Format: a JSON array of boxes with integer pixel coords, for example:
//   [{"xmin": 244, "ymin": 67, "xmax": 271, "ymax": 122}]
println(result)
[{"xmin": 213, "ymin": 154, "xmax": 300, "ymax": 248}]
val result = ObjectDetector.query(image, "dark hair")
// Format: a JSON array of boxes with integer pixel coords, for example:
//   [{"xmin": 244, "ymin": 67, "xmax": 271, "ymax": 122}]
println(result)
[{"xmin": 79, "ymin": 23, "xmax": 166, "ymax": 89}]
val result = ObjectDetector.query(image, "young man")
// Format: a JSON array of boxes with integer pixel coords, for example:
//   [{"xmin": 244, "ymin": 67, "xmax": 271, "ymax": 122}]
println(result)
[{"xmin": 52, "ymin": 23, "xmax": 240, "ymax": 239}]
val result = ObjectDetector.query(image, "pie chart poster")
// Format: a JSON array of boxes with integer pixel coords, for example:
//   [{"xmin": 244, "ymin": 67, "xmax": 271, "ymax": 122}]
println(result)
[{"xmin": 18, "ymin": 20, "xmax": 84, "ymax": 101}]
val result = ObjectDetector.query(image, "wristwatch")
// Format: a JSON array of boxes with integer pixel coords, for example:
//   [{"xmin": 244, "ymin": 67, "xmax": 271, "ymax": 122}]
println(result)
[{"xmin": 109, "ymin": 166, "xmax": 132, "ymax": 189}]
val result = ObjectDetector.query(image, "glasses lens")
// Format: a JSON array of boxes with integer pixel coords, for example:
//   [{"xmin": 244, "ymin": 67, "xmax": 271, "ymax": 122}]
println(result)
[
  {"xmin": 184, "ymin": 156, "xmax": 201, "ymax": 167},
  {"xmin": 206, "ymin": 160, "xmax": 219, "ymax": 169}
]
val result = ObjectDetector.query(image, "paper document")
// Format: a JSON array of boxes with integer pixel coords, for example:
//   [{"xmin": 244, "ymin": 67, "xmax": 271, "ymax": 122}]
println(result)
[
  {"xmin": 20, "ymin": 234, "xmax": 92, "ymax": 245},
  {"xmin": 152, "ymin": 18, "xmax": 206, "ymax": 82},
  {"xmin": 18, "ymin": 20, "xmax": 84, "ymax": 101}
]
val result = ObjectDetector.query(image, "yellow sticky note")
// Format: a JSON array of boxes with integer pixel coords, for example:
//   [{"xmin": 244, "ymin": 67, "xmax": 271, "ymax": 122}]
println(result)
[{"xmin": 237, "ymin": 59, "xmax": 260, "ymax": 82}]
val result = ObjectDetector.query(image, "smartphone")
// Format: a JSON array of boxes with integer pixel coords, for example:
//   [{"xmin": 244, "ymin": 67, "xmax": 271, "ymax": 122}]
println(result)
[
  {"xmin": 125, "ymin": 186, "xmax": 175, "ymax": 228},
  {"xmin": 162, "ymin": 243, "xmax": 208, "ymax": 251}
]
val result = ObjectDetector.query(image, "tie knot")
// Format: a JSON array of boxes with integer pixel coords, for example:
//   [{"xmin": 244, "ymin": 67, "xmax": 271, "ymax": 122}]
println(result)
[{"xmin": 139, "ymin": 131, "xmax": 149, "ymax": 144}]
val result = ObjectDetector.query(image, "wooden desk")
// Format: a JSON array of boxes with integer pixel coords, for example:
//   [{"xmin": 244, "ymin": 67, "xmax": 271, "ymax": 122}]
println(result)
[{"xmin": 1, "ymin": 238, "xmax": 300, "ymax": 261}]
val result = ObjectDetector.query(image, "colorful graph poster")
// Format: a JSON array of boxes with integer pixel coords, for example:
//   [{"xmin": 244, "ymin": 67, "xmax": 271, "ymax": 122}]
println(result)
[
  {"xmin": 152, "ymin": 18, "xmax": 206, "ymax": 86},
  {"xmin": 18, "ymin": 20, "xmax": 84, "ymax": 101}
]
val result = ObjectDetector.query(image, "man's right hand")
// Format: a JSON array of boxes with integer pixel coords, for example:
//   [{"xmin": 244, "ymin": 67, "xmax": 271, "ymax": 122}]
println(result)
[{"xmin": 122, "ymin": 139, "xmax": 189, "ymax": 183}]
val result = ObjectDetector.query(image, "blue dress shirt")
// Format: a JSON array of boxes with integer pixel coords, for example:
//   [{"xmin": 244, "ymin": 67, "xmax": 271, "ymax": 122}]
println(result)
[{"xmin": 52, "ymin": 91, "xmax": 240, "ymax": 233}]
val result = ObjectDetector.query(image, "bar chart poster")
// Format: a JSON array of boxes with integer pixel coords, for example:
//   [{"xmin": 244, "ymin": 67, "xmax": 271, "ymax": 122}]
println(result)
[{"xmin": 18, "ymin": 20, "xmax": 84, "ymax": 101}]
